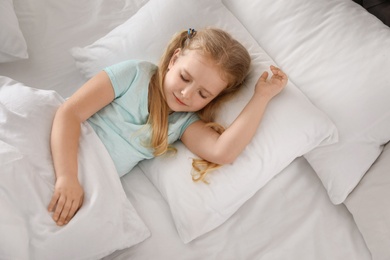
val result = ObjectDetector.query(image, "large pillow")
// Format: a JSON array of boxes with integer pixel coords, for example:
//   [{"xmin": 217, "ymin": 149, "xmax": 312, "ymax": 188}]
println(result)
[
  {"xmin": 0, "ymin": 0, "xmax": 28, "ymax": 62},
  {"xmin": 223, "ymin": 0, "xmax": 390, "ymax": 204},
  {"xmin": 0, "ymin": 76, "xmax": 150, "ymax": 259},
  {"xmin": 344, "ymin": 142, "xmax": 390, "ymax": 260},
  {"xmin": 71, "ymin": 0, "xmax": 338, "ymax": 243}
]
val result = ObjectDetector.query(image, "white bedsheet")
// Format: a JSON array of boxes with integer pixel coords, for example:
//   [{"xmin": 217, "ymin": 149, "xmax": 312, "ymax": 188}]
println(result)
[
  {"xmin": 0, "ymin": 0, "xmax": 372, "ymax": 259},
  {"xmin": 106, "ymin": 157, "xmax": 370, "ymax": 260},
  {"xmin": 0, "ymin": 77, "xmax": 150, "ymax": 259}
]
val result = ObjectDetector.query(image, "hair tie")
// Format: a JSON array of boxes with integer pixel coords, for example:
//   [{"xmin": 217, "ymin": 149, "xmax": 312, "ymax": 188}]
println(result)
[{"xmin": 187, "ymin": 28, "xmax": 196, "ymax": 39}]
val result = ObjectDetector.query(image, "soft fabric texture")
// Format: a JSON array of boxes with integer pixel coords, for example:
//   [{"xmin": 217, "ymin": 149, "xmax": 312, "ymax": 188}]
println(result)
[
  {"xmin": 344, "ymin": 142, "xmax": 390, "ymax": 260},
  {"xmin": 1, "ymin": 0, "xmax": 377, "ymax": 258},
  {"xmin": 0, "ymin": 76, "xmax": 150, "ymax": 259},
  {"xmin": 88, "ymin": 60, "xmax": 198, "ymax": 176},
  {"xmin": 0, "ymin": 0, "xmax": 28, "ymax": 62},
  {"xmin": 115, "ymin": 157, "xmax": 370, "ymax": 260},
  {"xmin": 223, "ymin": 0, "xmax": 390, "ymax": 204},
  {"xmin": 0, "ymin": 0, "xmax": 149, "ymax": 98},
  {"xmin": 71, "ymin": 0, "xmax": 338, "ymax": 243}
]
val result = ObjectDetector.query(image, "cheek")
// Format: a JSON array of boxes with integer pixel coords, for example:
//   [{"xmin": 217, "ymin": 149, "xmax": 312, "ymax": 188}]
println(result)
[
  {"xmin": 163, "ymin": 73, "xmax": 174, "ymax": 92},
  {"xmin": 193, "ymin": 98, "xmax": 212, "ymax": 111},
  {"xmin": 164, "ymin": 71, "xmax": 180, "ymax": 91}
]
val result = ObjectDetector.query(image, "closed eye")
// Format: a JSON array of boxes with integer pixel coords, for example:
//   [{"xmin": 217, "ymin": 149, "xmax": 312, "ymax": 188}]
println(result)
[
  {"xmin": 180, "ymin": 74, "xmax": 190, "ymax": 83},
  {"xmin": 198, "ymin": 90, "xmax": 207, "ymax": 99}
]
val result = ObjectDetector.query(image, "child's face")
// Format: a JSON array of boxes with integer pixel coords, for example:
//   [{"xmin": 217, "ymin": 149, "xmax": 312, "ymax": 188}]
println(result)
[{"xmin": 164, "ymin": 49, "xmax": 227, "ymax": 112}]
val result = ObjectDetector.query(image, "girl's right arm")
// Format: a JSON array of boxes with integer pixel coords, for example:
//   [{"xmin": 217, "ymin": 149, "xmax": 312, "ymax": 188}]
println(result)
[
  {"xmin": 48, "ymin": 71, "xmax": 115, "ymax": 226},
  {"xmin": 181, "ymin": 66, "xmax": 287, "ymax": 166}
]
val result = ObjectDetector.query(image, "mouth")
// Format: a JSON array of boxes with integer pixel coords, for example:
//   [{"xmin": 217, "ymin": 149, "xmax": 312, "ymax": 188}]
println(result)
[{"xmin": 174, "ymin": 94, "xmax": 187, "ymax": 106}]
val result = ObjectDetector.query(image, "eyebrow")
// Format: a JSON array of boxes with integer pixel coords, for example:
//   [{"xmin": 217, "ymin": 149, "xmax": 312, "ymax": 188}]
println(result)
[{"xmin": 182, "ymin": 69, "xmax": 216, "ymax": 97}]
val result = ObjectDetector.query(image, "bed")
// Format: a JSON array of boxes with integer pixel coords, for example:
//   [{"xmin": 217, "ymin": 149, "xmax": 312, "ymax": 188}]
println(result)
[{"xmin": 1, "ymin": 0, "xmax": 389, "ymax": 259}]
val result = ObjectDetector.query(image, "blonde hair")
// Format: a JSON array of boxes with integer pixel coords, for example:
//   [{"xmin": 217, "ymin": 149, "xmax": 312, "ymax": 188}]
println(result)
[{"xmin": 148, "ymin": 27, "xmax": 251, "ymax": 182}]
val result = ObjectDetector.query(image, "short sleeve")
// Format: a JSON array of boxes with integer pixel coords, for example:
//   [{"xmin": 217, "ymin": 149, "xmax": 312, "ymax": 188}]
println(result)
[
  {"xmin": 103, "ymin": 60, "xmax": 138, "ymax": 98},
  {"xmin": 178, "ymin": 113, "xmax": 200, "ymax": 138}
]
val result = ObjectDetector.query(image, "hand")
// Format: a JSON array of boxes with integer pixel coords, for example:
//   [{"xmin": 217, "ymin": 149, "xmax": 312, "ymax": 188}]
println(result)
[
  {"xmin": 255, "ymin": 65, "xmax": 288, "ymax": 100},
  {"xmin": 48, "ymin": 176, "xmax": 84, "ymax": 226}
]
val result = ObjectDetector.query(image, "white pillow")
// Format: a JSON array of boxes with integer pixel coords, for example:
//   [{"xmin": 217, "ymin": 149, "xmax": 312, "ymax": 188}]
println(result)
[
  {"xmin": 344, "ymin": 142, "xmax": 390, "ymax": 260},
  {"xmin": 71, "ymin": 0, "xmax": 338, "ymax": 243},
  {"xmin": 223, "ymin": 0, "xmax": 390, "ymax": 204},
  {"xmin": 0, "ymin": 76, "xmax": 150, "ymax": 259},
  {"xmin": 0, "ymin": 0, "xmax": 28, "ymax": 62}
]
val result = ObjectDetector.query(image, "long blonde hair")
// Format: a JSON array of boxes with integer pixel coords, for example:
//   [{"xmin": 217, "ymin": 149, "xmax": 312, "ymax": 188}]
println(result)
[{"xmin": 148, "ymin": 27, "xmax": 251, "ymax": 182}]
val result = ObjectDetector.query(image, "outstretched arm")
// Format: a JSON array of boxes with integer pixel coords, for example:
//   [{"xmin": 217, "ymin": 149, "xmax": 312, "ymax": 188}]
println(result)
[
  {"xmin": 181, "ymin": 65, "xmax": 287, "ymax": 164},
  {"xmin": 48, "ymin": 71, "xmax": 114, "ymax": 226}
]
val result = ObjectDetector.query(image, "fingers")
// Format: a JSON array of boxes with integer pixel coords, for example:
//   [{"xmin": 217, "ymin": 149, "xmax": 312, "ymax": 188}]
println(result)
[
  {"xmin": 270, "ymin": 65, "xmax": 282, "ymax": 75},
  {"xmin": 48, "ymin": 192, "xmax": 60, "ymax": 212},
  {"xmin": 57, "ymin": 200, "xmax": 74, "ymax": 226},
  {"xmin": 48, "ymin": 179, "xmax": 84, "ymax": 226},
  {"xmin": 260, "ymin": 65, "xmax": 287, "ymax": 81},
  {"xmin": 52, "ymin": 195, "xmax": 66, "ymax": 225},
  {"xmin": 256, "ymin": 71, "xmax": 269, "ymax": 86},
  {"xmin": 255, "ymin": 65, "xmax": 288, "ymax": 99},
  {"xmin": 260, "ymin": 71, "xmax": 269, "ymax": 81},
  {"xmin": 51, "ymin": 195, "xmax": 83, "ymax": 226},
  {"xmin": 64, "ymin": 195, "xmax": 84, "ymax": 225},
  {"xmin": 270, "ymin": 65, "xmax": 288, "ymax": 81}
]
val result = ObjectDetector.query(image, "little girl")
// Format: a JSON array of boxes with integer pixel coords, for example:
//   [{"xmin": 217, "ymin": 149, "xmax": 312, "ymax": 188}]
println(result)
[{"xmin": 48, "ymin": 27, "xmax": 288, "ymax": 226}]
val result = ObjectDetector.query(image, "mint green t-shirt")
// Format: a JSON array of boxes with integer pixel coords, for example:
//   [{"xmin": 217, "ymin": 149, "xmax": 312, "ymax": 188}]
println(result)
[{"xmin": 87, "ymin": 60, "xmax": 199, "ymax": 177}]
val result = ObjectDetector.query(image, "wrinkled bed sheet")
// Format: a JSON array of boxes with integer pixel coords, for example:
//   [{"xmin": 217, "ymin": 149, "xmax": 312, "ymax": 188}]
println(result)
[{"xmin": 0, "ymin": 77, "xmax": 149, "ymax": 259}]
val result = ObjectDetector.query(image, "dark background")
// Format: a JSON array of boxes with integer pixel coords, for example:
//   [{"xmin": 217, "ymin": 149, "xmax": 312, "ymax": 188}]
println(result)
[{"xmin": 353, "ymin": 0, "xmax": 390, "ymax": 26}]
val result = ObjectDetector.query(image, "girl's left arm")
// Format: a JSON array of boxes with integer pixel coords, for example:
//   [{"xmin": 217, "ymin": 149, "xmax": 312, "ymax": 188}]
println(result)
[{"xmin": 181, "ymin": 66, "xmax": 287, "ymax": 165}]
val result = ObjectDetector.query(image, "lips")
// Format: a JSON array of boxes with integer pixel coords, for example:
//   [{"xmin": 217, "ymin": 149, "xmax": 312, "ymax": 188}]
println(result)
[{"xmin": 174, "ymin": 94, "xmax": 187, "ymax": 106}]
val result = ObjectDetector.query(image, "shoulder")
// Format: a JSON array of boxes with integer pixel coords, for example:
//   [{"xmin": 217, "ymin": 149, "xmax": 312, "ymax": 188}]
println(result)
[
  {"xmin": 169, "ymin": 112, "xmax": 200, "ymax": 139},
  {"xmin": 104, "ymin": 60, "xmax": 157, "ymax": 98},
  {"xmin": 105, "ymin": 60, "xmax": 157, "ymax": 76},
  {"xmin": 136, "ymin": 60, "xmax": 158, "ymax": 73}
]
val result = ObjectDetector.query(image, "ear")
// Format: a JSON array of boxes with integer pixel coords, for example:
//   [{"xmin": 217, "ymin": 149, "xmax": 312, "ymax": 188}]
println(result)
[{"xmin": 168, "ymin": 48, "xmax": 181, "ymax": 69}]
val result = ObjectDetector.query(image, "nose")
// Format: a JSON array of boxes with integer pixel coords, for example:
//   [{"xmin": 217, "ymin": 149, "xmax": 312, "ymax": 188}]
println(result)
[{"xmin": 180, "ymin": 85, "xmax": 194, "ymax": 99}]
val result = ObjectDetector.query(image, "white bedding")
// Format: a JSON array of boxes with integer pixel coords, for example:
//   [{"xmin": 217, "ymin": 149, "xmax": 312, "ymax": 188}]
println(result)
[
  {"xmin": 223, "ymin": 0, "xmax": 390, "ymax": 205},
  {"xmin": 0, "ymin": 77, "xmax": 150, "ymax": 259},
  {"xmin": 0, "ymin": 0, "xmax": 381, "ymax": 259},
  {"xmin": 106, "ymin": 157, "xmax": 370, "ymax": 260}
]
